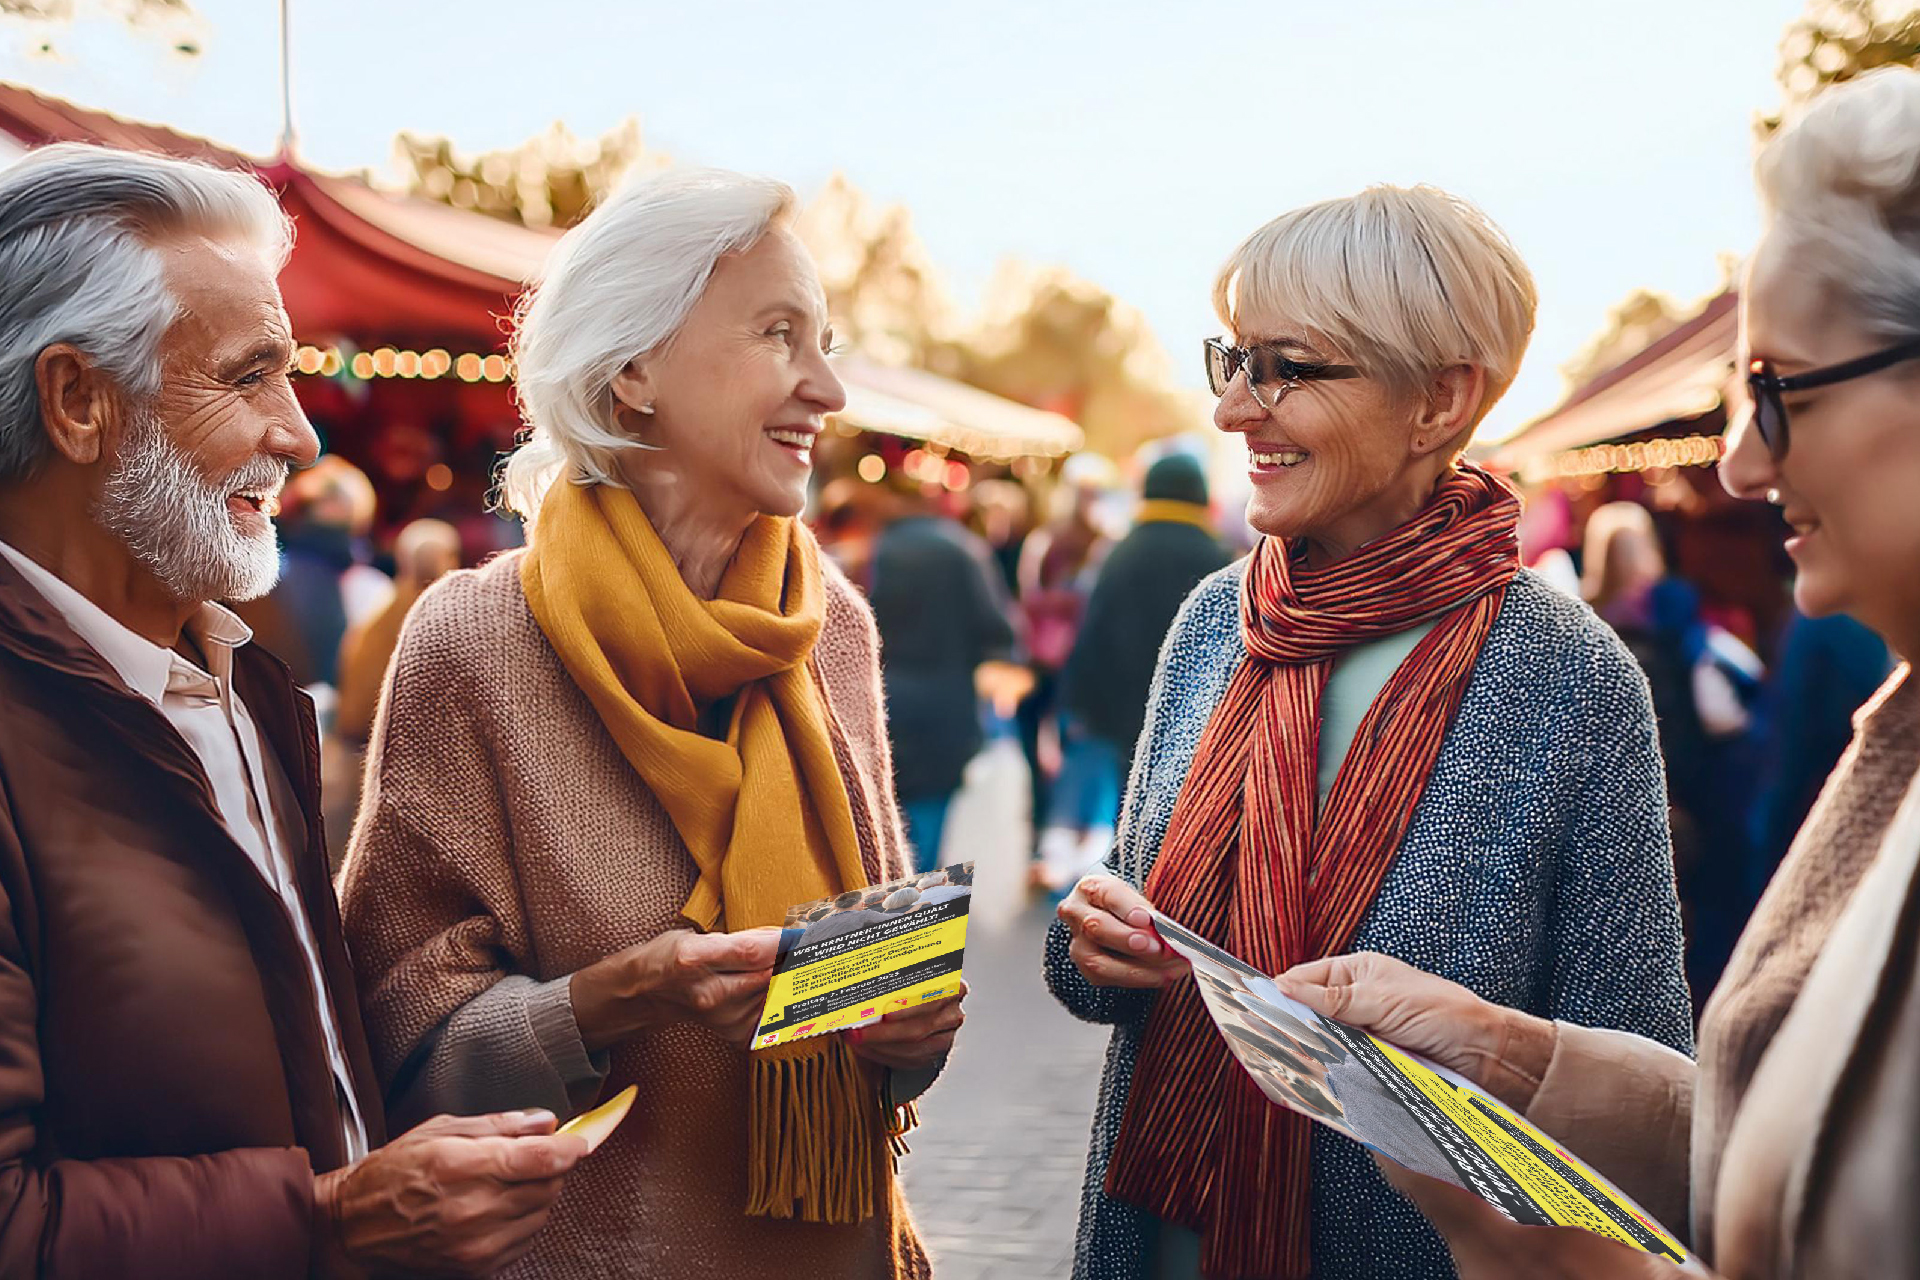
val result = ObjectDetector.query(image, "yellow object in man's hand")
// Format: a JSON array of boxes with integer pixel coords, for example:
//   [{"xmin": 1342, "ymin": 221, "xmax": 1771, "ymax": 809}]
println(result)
[{"xmin": 558, "ymin": 1085, "xmax": 638, "ymax": 1154}]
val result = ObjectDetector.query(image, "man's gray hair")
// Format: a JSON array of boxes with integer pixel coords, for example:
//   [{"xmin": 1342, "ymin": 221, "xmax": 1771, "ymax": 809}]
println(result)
[{"xmin": 0, "ymin": 143, "xmax": 292, "ymax": 486}]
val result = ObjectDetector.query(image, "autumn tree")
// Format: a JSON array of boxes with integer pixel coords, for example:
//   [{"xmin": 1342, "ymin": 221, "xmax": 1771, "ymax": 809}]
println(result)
[
  {"xmin": 402, "ymin": 141, "xmax": 1199, "ymax": 455},
  {"xmin": 1769, "ymin": 0, "xmax": 1920, "ymax": 130},
  {"xmin": 392, "ymin": 118, "xmax": 659, "ymax": 230}
]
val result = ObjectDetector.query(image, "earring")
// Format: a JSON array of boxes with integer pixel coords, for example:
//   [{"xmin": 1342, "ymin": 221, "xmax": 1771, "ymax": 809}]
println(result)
[
  {"xmin": 639, "ymin": 402, "xmax": 656, "ymax": 415},
  {"xmin": 1765, "ymin": 488, "xmax": 1782, "ymax": 505}
]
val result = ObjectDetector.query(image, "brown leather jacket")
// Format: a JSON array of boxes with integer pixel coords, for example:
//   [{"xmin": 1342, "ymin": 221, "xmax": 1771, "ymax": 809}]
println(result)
[{"xmin": 0, "ymin": 556, "xmax": 386, "ymax": 1278}]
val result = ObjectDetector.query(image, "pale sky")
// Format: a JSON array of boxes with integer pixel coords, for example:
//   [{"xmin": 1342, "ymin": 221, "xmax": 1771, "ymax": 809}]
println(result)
[{"xmin": 0, "ymin": 0, "xmax": 1807, "ymax": 442}]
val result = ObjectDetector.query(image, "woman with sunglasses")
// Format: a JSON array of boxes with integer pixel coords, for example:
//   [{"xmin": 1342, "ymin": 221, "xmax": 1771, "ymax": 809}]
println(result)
[
  {"xmin": 1268, "ymin": 67, "xmax": 1920, "ymax": 1280},
  {"xmin": 1045, "ymin": 183, "xmax": 1693, "ymax": 1280}
]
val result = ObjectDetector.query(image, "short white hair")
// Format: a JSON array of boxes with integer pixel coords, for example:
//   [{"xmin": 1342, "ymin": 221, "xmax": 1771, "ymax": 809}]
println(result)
[
  {"xmin": 1757, "ymin": 65, "xmax": 1920, "ymax": 346},
  {"xmin": 500, "ymin": 166, "xmax": 797, "ymax": 516},
  {"xmin": 0, "ymin": 143, "xmax": 291, "ymax": 485},
  {"xmin": 1213, "ymin": 184, "xmax": 1537, "ymax": 430}
]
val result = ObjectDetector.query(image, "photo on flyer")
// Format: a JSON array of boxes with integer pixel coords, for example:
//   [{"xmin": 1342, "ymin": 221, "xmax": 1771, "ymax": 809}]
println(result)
[{"xmin": 752, "ymin": 863, "xmax": 973, "ymax": 1049}]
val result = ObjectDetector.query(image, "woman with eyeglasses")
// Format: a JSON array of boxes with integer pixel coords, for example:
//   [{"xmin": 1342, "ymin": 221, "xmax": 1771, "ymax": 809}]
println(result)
[
  {"xmin": 1264, "ymin": 67, "xmax": 1920, "ymax": 1280},
  {"xmin": 1044, "ymin": 183, "xmax": 1693, "ymax": 1280}
]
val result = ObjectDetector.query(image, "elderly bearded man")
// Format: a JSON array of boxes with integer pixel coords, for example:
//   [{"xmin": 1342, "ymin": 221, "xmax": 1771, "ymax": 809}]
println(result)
[{"xmin": 0, "ymin": 143, "xmax": 584, "ymax": 1278}]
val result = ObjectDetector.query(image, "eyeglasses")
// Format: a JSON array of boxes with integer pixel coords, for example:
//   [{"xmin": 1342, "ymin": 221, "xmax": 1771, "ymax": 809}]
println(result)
[
  {"xmin": 1746, "ymin": 337, "xmax": 1920, "ymax": 460},
  {"xmin": 1205, "ymin": 337, "xmax": 1360, "ymax": 411}
]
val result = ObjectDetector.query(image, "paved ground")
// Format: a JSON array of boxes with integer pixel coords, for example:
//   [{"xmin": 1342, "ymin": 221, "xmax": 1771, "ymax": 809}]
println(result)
[{"xmin": 900, "ymin": 741, "xmax": 1112, "ymax": 1279}]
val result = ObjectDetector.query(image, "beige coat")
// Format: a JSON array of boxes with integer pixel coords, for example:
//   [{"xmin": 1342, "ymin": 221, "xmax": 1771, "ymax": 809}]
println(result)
[{"xmin": 1527, "ymin": 670, "xmax": 1920, "ymax": 1278}]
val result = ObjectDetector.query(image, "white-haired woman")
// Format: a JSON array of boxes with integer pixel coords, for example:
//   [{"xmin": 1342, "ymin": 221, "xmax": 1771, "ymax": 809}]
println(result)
[
  {"xmin": 340, "ymin": 169, "xmax": 958, "ymax": 1280},
  {"xmin": 1045, "ymin": 185, "xmax": 1694, "ymax": 1280},
  {"xmin": 1271, "ymin": 66, "xmax": 1920, "ymax": 1280}
]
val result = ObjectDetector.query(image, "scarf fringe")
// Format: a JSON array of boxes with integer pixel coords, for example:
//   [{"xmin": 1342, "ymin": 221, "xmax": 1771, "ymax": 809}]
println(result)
[{"xmin": 748, "ymin": 1040, "xmax": 890, "ymax": 1223}]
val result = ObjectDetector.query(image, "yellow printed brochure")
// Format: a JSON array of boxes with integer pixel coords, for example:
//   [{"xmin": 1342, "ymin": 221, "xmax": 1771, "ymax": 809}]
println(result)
[
  {"xmin": 752, "ymin": 863, "xmax": 972, "ymax": 1050},
  {"xmin": 1150, "ymin": 910, "xmax": 1706, "ymax": 1275}
]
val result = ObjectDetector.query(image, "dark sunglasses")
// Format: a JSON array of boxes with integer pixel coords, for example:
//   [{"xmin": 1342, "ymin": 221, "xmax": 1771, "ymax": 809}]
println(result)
[
  {"xmin": 1205, "ymin": 337, "xmax": 1360, "ymax": 411},
  {"xmin": 1746, "ymin": 337, "xmax": 1920, "ymax": 460}
]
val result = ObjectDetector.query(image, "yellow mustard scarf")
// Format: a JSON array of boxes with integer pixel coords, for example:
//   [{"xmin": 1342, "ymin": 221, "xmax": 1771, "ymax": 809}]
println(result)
[{"xmin": 522, "ymin": 477, "xmax": 894, "ymax": 1222}]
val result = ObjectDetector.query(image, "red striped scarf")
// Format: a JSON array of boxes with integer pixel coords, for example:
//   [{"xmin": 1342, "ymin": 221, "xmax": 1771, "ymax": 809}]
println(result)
[{"xmin": 1104, "ymin": 463, "xmax": 1520, "ymax": 1279}]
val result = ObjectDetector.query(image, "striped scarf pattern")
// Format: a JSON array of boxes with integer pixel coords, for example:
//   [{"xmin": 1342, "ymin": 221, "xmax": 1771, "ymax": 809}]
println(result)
[{"xmin": 1104, "ymin": 464, "xmax": 1521, "ymax": 1279}]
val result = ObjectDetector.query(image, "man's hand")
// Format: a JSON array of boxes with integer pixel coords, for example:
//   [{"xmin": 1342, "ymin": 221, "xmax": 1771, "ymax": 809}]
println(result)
[
  {"xmin": 849, "ymin": 984, "xmax": 967, "ymax": 1070},
  {"xmin": 313, "ymin": 1110, "xmax": 586, "ymax": 1279},
  {"xmin": 1056, "ymin": 874, "xmax": 1191, "ymax": 989}
]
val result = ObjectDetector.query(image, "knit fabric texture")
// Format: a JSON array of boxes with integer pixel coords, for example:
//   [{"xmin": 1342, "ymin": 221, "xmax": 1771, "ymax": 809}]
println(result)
[
  {"xmin": 340, "ymin": 550, "xmax": 930, "ymax": 1280},
  {"xmin": 1690, "ymin": 664, "xmax": 1917, "ymax": 1255},
  {"xmin": 1043, "ymin": 562, "xmax": 1695, "ymax": 1280}
]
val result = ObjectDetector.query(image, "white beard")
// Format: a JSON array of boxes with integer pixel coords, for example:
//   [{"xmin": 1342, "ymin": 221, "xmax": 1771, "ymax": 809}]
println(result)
[{"xmin": 94, "ymin": 410, "xmax": 288, "ymax": 603}]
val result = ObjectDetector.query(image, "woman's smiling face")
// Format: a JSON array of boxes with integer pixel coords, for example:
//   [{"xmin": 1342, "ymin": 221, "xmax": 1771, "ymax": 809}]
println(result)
[
  {"xmin": 613, "ymin": 226, "xmax": 845, "ymax": 522},
  {"xmin": 1212, "ymin": 306, "xmax": 1431, "ymax": 556},
  {"xmin": 1721, "ymin": 230, "xmax": 1920, "ymax": 650}
]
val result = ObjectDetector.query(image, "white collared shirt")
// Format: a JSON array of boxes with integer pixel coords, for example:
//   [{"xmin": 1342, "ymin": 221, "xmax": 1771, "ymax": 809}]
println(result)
[{"xmin": 0, "ymin": 539, "xmax": 369, "ymax": 1161}]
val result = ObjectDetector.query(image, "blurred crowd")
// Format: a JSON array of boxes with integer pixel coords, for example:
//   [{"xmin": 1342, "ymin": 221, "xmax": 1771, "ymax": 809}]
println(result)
[{"xmin": 257, "ymin": 439, "xmax": 1891, "ymax": 1013}]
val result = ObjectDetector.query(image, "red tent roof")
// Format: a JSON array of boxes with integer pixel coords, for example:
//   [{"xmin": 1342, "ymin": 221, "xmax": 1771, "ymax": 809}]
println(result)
[
  {"xmin": 0, "ymin": 81, "xmax": 559, "ymax": 349},
  {"xmin": 1493, "ymin": 289, "xmax": 1740, "ymax": 469}
]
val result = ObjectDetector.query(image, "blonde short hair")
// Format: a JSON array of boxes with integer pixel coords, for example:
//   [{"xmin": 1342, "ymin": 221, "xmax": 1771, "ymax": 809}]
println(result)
[
  {"xmin": 1213, "ymin": 184, "xmax": 1537, "ymax": 429},
  {"xmin": 1757, "ymin": 66, "xmax": 1920, "ymax": 346}
]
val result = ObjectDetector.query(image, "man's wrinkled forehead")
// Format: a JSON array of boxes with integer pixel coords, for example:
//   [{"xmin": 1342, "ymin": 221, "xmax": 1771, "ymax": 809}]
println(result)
[{"xmin": 152, "ymin": 232, "xmax": 292, "ymax": 360}]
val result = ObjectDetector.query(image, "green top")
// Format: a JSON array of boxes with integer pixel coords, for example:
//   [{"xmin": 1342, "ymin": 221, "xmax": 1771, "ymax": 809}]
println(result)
[
  {"xmin": 1314, "ymin": 619, "xmax": 1441, "ymax": 806},
  {"xmin": 1151, "ymin": 617, "xmax": 1440, "ymax": 1280}
]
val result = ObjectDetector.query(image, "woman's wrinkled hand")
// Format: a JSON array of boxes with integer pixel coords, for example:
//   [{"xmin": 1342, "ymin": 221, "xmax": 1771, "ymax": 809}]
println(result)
[
  {"xmin": 1276, "ymin": 951, "xmax": 1553, "ymax": 1108},
  {"xmin": 1373, "ymin": 1158, "xmax": 1701, "ymax": 1280},
  {"xmin": 1056, "ymin": 874, "xmax": 1191, "ymax": 989},
  {"xmin": 848, "ymin": 982, "xmax": 968, "ymax": 1070},
  {"xmin": 570, "ymin": 927, "xmax": 782, "ymax": 1052}
]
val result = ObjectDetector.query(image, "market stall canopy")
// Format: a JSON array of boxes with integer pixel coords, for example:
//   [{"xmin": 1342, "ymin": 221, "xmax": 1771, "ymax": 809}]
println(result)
[
  {"xmin": 272, "ymin": 167, "xmax": 556, "ymax": 345},
  {"xmin": 1492, "ymin": 289, "xmax": 1739, "ymax": 471},
  {"xmin": 0, "ymin": 82, "xmax": 559, "ymax": 348},
  {"xmin": 833, "ymin": 354, "xmax": 1085, "ymax": 460}
]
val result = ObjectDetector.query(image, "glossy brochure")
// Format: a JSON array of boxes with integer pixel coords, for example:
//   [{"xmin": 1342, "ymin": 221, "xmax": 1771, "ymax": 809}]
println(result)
[
  {"xmin": 1150, "ymin": 910, "xmax": 1703, "ymax": 1273},
  {"xmin": 751, "ymin": 863, "xmax": 972, "ymax": 1050}
]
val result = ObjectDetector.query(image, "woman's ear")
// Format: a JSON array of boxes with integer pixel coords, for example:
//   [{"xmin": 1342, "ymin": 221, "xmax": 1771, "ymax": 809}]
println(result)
[
  {"xmin": 609, "ymin": 358, "xmax": 657, "ymax": 419},
  {"xmin": 1410, "ymin": 364, "xmax": 1486, "ymax": 459}
]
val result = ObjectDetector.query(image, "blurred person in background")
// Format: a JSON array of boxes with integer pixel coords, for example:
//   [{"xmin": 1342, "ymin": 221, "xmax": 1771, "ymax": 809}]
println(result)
[
  {"xmin": 812, "ymin": 473, "xmax": 886, "ymax": 585},
  {"xmin": 1271, "ymin": 68, "xmax": 1920, "ymax": 1278},
  {"xmin": 342, "ymin": 168, "xmax": 959, "ymax": 1280},
  {"xmin": 1017, "ymin": 454, "xmax": 1114, "ymax": 837},
  {"xmin": 239, "ymin": 453, "xmax": 392, "ymax": 691},
  {"xmin": 0, "ymin": 142, "xmax": 581, "ymax": 1280},
  {"xmin": 1048, "ymin": 183, "xmax": 1691, "ymax": 1280},
  {"xmin": 868, "ymin": 473, "xmax": 1019, "ymax": 870},
  {"xmin": 1040, "ymin": 452, "xmax": 1231, "ymax": 893},
  {"xmin": 969, "ymin": 475, "xmax": 1033, "ymax": 599},
  {"xmin": 324, "ymin": 516, "xmax": 460, "ymax": 866},
  {"xmin": 1584, "ymin": 500, "xmax": 1764, "ymax": 996},
  {"xmin": 1745, "ymin": 605, "xmax": 1891, "ymax": 893}
]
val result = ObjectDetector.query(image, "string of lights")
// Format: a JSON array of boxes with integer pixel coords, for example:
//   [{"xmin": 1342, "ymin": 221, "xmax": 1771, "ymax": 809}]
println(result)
[
  {"xmin": 1531, "ymin": 433, "xmax": 1726, "ymax": 481},
  {"xmin": 292, "ymin": 344, "xmax": 513, "ymax": 384}
]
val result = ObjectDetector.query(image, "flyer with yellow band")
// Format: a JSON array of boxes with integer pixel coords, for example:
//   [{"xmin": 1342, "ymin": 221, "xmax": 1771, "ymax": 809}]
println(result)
[
  {"xmin": 752, "ymin": 862, "xmax": 972, "ymax": 1050},
  {"xmin": 1150, "ymin": 910, "xmax": 1703, "ymax": 1273}
]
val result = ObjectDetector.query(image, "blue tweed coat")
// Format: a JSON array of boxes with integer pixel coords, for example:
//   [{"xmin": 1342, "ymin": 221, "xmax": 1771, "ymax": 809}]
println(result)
[{"xmin": 1043, "ymin": 564, "xmax": 1695, "ymax": 1280}]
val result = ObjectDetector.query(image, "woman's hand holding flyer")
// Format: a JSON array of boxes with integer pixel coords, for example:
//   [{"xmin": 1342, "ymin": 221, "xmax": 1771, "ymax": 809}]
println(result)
[{"xmin": 1148, "ymin": 910, "xmax": 1706, "ymax": 1276}]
